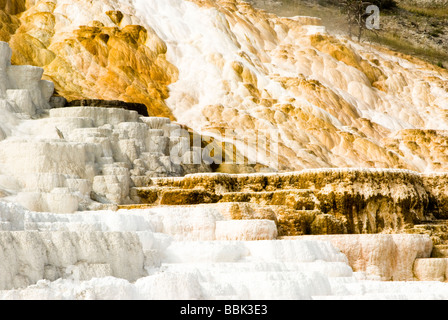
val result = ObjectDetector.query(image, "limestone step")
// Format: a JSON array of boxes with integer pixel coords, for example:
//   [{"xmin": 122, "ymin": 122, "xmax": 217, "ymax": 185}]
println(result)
[
  {"xmin": 276, "ymin": 210, "xmax": 346, "ymax": 236},
  {"xmin": 413, "ymin": 258, "xmax": 448, "ymax": 282},
  {"xmin": 50, "ymin": 107, "xmax": 140, "ymax": 126}
]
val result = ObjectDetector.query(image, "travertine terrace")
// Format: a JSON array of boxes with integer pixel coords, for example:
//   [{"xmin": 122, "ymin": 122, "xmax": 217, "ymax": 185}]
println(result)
[
  {"xmin": 0, "ymin": 0, "xmax": 448, "ymax": 300},
  {"xmin": 133, "ymin": 169, "xmax": 446, "ymax": 234},
  {"xmin": 1, "ymin": 0, "xmax": 448, "ymax": 171}
]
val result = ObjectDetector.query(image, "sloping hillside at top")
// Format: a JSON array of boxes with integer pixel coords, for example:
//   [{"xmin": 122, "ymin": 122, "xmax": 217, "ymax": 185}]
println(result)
[
  {"xmin": 1, "ymin": 0, "xmax": 448, "ymax": 172},
  {"xmin": 247, "ymin": 0, "xmax": 448, "ymax": 69}
]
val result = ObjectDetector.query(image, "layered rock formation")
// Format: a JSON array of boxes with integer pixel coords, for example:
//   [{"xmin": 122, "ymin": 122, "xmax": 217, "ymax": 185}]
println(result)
[
  {"xmin": 64, "ymin": 99, "xmax": 150, "ymax": 117},
  {"xmin": 0, "ymin": 41, "xmax": 213, "ymax": 213},
  {"xmin": 4, "ymin": 0, "xmax": 178, "ymax": 119},
  {"xmin": 396, "ymin": 0, "xmax": 448, "ymax": 7},
  {"xmin": 132, "ymin": 169, "xmax": 448, "ymax": 235},
  {"xmin": 294, "ymin": 234, "xmax": 433, "ymax": 281},
  {"xmin": 1, "ymin": 0, "xmax": 447, "ymax": 172},
  {"xmin": 1, "ymin": 200, "xmax": 448, "ymax": 299},
  {"xmin": 0, "ymin": 230, "xmax": 146, "ymax": 290},
  {"xmin": 0, "ymin": 0, "xmax": 448, "ymax": 300}
]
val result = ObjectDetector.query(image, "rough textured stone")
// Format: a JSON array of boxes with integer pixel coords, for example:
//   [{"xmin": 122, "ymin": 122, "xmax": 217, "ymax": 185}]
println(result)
[
  {"xmin": 292, "ymin": 234, "xmax": 433, "ymax": 281},
  {"xmin": 414, "ymin": 258, "xmax": 448, "ymax": 282},
  {"xmin": 0, "ymin": 0, "xmax": 448, "ymax": 301},
  {"xmin": 159, "ymin": 189, "xmax": 221, "ymax": 206},
  {"xmin": 144, "ymin": 169, "xmax": 439, "ymax": 234},
  {"xmin": 422, "ymin": 173, "xmax": 448, "ymax": 219},
  {"xmin": 1, "ymin": 0, "xmax": 448, "ymax": 172},
  {"xmin": 0, "ymin": 231, "xmax": 146, "ymax": 290},
  {"xmin": 0, "ymin": 42, "xmax": 213, "ymax": 211}
]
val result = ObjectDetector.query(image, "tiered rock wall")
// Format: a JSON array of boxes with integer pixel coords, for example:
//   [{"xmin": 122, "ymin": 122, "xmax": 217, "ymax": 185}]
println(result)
[
  {"xmin": 0, "ymin": 0, "xmax": 448, "ymax": 299},
  {"xmin": 0, "ymin": 41, "xmax": 213, "ymax": 213},
  {"xmin": 2, "ymin": 0, "xmax": 448, "ymax": 173},
  {"xmin": 133, "ymin": 169, "xmax": 448, "ymax": 235},
  {"xmin": 422, "ymin": 173, "xmax": 448, "ymax": 220},
  {"xmin": 0, "ymin": 201, "xmax": 447, "ymax": 295}
]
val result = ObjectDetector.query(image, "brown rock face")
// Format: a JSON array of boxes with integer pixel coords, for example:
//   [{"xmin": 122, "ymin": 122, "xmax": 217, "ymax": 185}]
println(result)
[
  {"xmin": 0, "ymin": 0, "xmax": 27, "ymax": 15},
  {"xmin": 422, "ymin": 173, "xmax": 448, "ymax": 220},
  {"xmin": 131, "ymin": 169, "xmax": 445, "ymax": 235}
]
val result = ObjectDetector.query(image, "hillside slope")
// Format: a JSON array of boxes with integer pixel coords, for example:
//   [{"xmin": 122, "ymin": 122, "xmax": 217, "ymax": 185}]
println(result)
[
  {"xmin": 0, "ymin": 0, "xmax": 448, "ymax": 173},
  {"xmin": 248, "ymin": 0, "xmax": 448, "ymax": 68}
]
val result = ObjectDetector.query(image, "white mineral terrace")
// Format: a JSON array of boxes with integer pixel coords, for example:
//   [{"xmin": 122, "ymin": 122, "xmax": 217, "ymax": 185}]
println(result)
[
  {"xmin": 0, "ymin": 201, "xmax": 447, "ymax": 300},
  {"xmin": 1, "ymin": 0, "xmax": 448, "ymax": 300}
]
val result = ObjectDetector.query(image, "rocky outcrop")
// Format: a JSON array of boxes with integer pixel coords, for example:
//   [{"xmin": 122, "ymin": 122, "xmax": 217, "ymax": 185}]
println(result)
[
  {"xmin": 422, "ymin": 173, "xmax": 448, "ymax": 219},
  {"xmin": 1, "ymin": 200, "xmax": 448, "ymax": 298},
  {"xmin": 0, "ymin": 107, "xmax": 215, "ymax": 212},
  {"xmin": 0, "ymin": 42, "xmax": 215, "ymax": 212},
  {"xmin": 1, "ymin": 0, "xmax": 447, "ymax": 172},
  {"xmin": 0, "ymin": 41, "xmax": 53, "ymax": 115},
  {"xmin": 132, "ymin": 169, "xmax": 446, "ymax": 234},
  {"xmin": 414, "ymin": 258, "xmax": 448, "ymax": 282},
  {"xmin": 0, "ymin": 1, "xmax": 22, "ymax": 42},
  {"xmin": 395, "ymin": 0, "xmax": 448, "ymax": 7},
  {"xmin": 0, "ymin": 0, "xmax": 448, "ymax": 300}
]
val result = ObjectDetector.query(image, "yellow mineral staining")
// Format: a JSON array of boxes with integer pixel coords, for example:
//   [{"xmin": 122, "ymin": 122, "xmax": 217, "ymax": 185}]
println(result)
[
  {"xmin": 5, "ymin": 1, "xmax": 56, "ymax": 64},
  {"xmin": 275, "ymin": 75, "xmax": 361, "ymax": 126},
  {"xmin": 133, "ymin": 169, "xmax": 442, "ymax": 235},
  {"xmin": 0, "ymin": 0, "xmax": 27, "ymax": 15},
  {"xmin": 309, "ymin": 34, "xmax": 385, "ymax": 86},
  {"xmin": 185, "ymin": 0, "xmax": 423, "ymax": 171},
  {"xmin": 1, "ymin": 1, "xmax": 178, "ymax": 119},
  {"xmin": 105, "ymin": 10, "xmax": 123, "ymax": 26},
  {"xmin": 215, "ymin": 202, "xmax": 277, "ymax": 221},
  {"xmin": 9, "ymin": 35, "xmax": 56, "ymax": 67},
  {"xmin": 395, "ymin": 130, "xmax": 448, "ymax": 172},
  {"xmin": 0, "ymin": 0, "xmax": 29, "ymax": 42},
  {"xmin": 2, "ymin": 0, "xmax": 447, "ymax": 173},
  {"xmin": 0, "ymin": 10, "xmax": 20, "ymax": 42},
  {"xmin": 41, "ymin": 23, "xmax": 178, "ymax": 118}
]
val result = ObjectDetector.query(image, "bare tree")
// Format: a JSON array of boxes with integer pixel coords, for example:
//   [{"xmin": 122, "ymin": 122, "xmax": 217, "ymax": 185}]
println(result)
[{"xmin": 340, "ymin": 0, "xmax": 375, "ymax": 41}]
